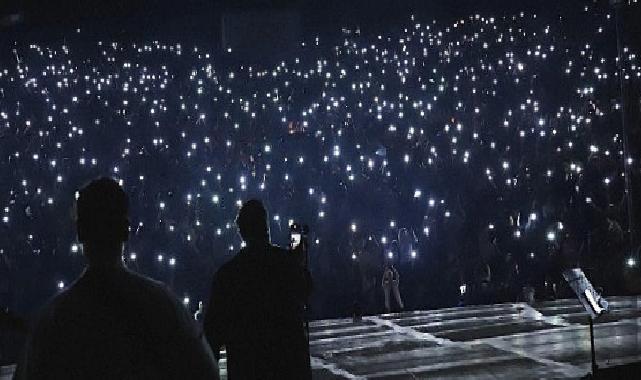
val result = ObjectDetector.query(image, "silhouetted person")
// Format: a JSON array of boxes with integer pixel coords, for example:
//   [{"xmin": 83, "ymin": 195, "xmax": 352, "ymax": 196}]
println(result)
[
  {"xmin": 15, "ymin": 178, "xmax": 219, "ymax": 379},
  {"xmin": 204, "ymin": 199, "xmax": 312, "ymax": 379},
  {"xmin": 382, "ymin": 264, "xmax": 403, "ymax": 313}
]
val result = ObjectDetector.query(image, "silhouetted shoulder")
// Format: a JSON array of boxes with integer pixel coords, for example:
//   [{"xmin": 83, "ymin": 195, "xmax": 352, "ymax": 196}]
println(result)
[
  {"xmin": 59, "ymin": 267, "xmax": 176, "ymax": 311},
  {"xmin": 117, "ymin": 268, "xmax": 196, "ymax": 331},
  {"xmin": 20, "ymin": 266, "xmax": 217, "ymax": 380},
  {"xmin": 120, "ymin": 267, "xmax": 177, "ymax": 301},
  {"xmin": 32, "ymin": 267, "xmax": 186, "ymax": 344},
  {"xmin": 211, "ymin": 245, "xmax": 298, "ymax": 289},
  {"xmin": 269, "ymin": 244, "xmax": 290, "ymax": 256},
  {"xmin": 213, "ymin": 252, "xmax": 244, "ymax": 280}
]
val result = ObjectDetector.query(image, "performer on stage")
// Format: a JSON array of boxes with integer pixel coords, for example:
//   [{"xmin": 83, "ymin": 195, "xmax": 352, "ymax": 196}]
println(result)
[{"xmin": 382, "ymin": 264, "xmax": 404, "ymax": 313}]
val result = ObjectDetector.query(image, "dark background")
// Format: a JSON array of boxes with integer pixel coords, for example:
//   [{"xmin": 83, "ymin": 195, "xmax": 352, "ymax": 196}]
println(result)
[
  {"xmin": 2, "ymin": 1, "xmax": 640, "ymax": 66},
  {"xmin": 0, "ymin": 0, "xmax": 629, "ymax": 43}
]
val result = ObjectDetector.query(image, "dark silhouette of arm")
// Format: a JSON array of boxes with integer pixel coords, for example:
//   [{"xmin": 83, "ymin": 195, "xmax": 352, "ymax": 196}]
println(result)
[
  {"xmin": 162, "ymin": 287, "xmax": 220, "ymax": 380},
  {"xmin": 204, "ymin": 270, "xmax": 226, "ymax": 362},
  {"xmin": 288, "ymin": 244, "xmax": 313, "ymax": 302}
]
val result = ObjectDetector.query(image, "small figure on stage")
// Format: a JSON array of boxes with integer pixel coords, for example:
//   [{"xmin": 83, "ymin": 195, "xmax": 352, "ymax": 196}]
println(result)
[
  {"xmin": 194, "ymin": 301, "xmax": 204, "ymax": 323},
  {"xmin": 382, "ymin": 264, "xmax": 404, "ymax": 313}
]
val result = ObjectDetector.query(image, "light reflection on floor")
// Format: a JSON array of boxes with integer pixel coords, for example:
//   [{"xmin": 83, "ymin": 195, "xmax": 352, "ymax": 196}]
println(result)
[{"xmin": 307, "ymin": 296, "xmax": 641, "ymax": 379}]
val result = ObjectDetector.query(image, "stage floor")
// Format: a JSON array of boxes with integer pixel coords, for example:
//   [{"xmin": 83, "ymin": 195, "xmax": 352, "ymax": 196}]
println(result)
[
  {"xmin": 3, "ymin": 296, "xmax": 641, "ymax": 379},
  {"xmin": 302, "ymin": 296, "xmax": 641, "ymax": 379}
]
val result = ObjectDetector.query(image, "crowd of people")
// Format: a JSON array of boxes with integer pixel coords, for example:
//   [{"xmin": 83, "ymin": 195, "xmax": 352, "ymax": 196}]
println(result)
[{"xmin": 1, "ymin": 2, "xmax": 641, "ymax": 338}]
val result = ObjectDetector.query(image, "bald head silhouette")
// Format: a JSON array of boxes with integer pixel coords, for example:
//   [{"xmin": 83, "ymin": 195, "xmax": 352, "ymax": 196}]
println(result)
[
  {"xmin": 76, "ymin": 177, "xmax": 129, "ymax": 265},
  {"xmin": 235, "ymin": 199, "xmax": 270, "ymax": 247}
]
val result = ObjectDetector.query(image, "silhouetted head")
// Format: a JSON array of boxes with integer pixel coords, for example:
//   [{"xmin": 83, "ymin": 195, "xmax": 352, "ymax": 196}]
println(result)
[
  {"xmin": 76, "ymin": 178, "xmax": 129, "ymax": 265},
  {"xmin": 236, "ymin": 199, "xmax": 270, "ymax": 247}
]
